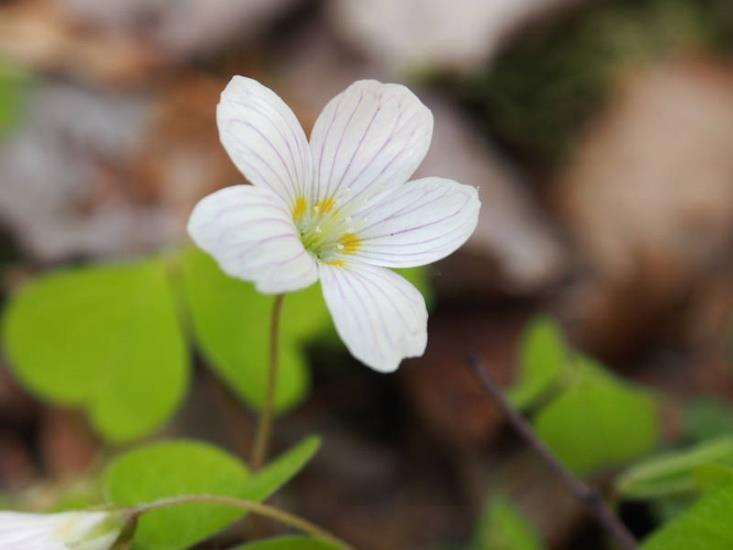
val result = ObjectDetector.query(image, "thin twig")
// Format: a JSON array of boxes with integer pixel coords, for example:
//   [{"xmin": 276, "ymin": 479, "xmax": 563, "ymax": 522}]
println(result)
[
  {"xmin": 251, "ymin": 294, "xmax": 285, "ymax": 470},
  {"xmin": 467, "ymin": 355, "xmax": 638, "ymax": 550},
  {"xmin": 133, "ymin": 493, "xmax": 352, "ymax": 549}
]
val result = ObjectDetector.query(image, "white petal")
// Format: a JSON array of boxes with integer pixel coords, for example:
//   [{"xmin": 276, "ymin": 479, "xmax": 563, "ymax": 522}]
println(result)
[
  {"xmin": 0, "ymin": 510, "xmax": 121, "ymax": 550},
  {"xmin": 217, "ymin": 76, "xmax": 313, "ymax": 206},
  {"xmin": 188, "ymin": 185, "xmax": 318, "ymax": 293},
  {"xmin": 350, "ymin": 177, "xmax": 480, "ymax": 267},
  {"xmin": 319, "ymin": 262, "xmax": 427, "ymax": 372},
  {"xmin": 309, "ymin": 80, "xmax": 433, "ymax": 208}
]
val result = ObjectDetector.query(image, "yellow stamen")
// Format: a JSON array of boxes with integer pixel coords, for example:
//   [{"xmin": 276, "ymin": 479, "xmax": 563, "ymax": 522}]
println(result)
[
  {"xmin": 338, "ymin": 232, "xmax": 360, "ymax": 255},
  {"xmin": 324, "ymin": 259, "xmax": 345, "ymax": 267},
  {"xmin": 292, "ymin": 196, "xmax": 307, "ymax": 221},
  {"xmin": 315, "ymin": 197, "xmax": 335, "ymax": 214}
]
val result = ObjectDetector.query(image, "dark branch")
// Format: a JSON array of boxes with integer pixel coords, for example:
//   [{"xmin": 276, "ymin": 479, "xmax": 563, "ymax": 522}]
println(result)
[{"xmin": 467, "ymin": 354, "xmax": 638, "ymax": 550}]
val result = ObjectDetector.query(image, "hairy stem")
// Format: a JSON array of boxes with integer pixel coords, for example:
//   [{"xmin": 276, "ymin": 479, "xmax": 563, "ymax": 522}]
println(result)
[
  {"xmin": 132, "ymin": 494, "xmax": 352, "ymax": 548},
  {"xmin": 251, "ymin": 294, "xmax": 285, "ymax": 470},
  {"xmin": 467, "ymin": 355, "xmax": 638, "ymax": 550}
]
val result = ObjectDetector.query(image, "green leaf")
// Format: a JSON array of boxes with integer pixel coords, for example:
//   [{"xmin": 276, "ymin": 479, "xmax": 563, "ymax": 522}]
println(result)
[
  {"xmin": 103, "ymin": 437, "xmax": 320, "ymax": 549},
  {"xmin": 617, "ymin": 437, "xmax": 733, "ymax": 499},
  {"xmin": 243, "ymin": 436, "xmax": 321, "ymax": 501},
  {"xmin": 682, "ymin": 397, "xmax": 733, "ymax": 442},
  {"xmin": 396, "ymin": 266, "xmax": 434, "ymax": 310},
  {"xmin": 231, "ymin": 536, "xmax": 342, "ymax": 550},
  {"xmin": 472, "ymin": 495, "xmax": 543, "ymax": 550},
  {"xmin": 49, "ymin": 478, "xmax": 105, "ymax": 512},
  {"xmin": 533, "ymin": 358, "xmax": 658, "ymax": 474},
  {"xmin": 650, "ymin": 495, "xmax": 697, "ymax": 525},
  {"xmin": 693, "ymin": 463, "xmax": 733, "ymax": 493},
  {"xmin": 642, "ymin": 480, "xmax": 733, "ymax": 550},
  {"xmin": 180, "ymin": 247, "xmax": 432, "ymax": 412},
  {"xmin": 180, "ymin": 247, "xmax": 326, "ymax": 413},
  {"xmin": 2, "ymin": 259, "xmax": 188, "ymax": 442},
  {"xmin": 104, "ymin": 440, "xmax": 249, "ymax": 550},
  {"xmin": 508, "ymin": 316, "xmax": 568, "ymax": 410}
]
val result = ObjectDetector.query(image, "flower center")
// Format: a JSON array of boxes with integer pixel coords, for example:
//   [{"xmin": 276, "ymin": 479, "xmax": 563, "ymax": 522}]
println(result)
[{"xmin": 293, "ymin": 196, "xmax": 360, "ymax": 266}]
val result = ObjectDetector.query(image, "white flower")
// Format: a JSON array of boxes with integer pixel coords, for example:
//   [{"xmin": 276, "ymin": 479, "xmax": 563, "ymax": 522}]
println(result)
[
  {"xmin": 0, "ymin": 510, "xmax": 125, "ymax": 549},
  {"xmin": 188, "ymin": 77, "xmax": 480, "ymax": 372}
]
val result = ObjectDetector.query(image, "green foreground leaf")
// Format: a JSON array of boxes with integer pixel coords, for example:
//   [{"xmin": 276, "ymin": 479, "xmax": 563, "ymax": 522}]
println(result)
[
  {"xmin": 508, "ymin": 316, "xmax": 568, "ymax": 410},
  {"xmin": 181, "ymin": 246, "xmax": 432, "ymax": 413},
  {"xmin": 681, "ymin": 398, "xmax": 733, "ymax": 443},
  {"xmin": 180, "ymin": 247, "xmax": 328, "ymax": 413},
  {"xmin": 534, "ymin": 358, "xmax": 658, "ymax": 474},
  {"xmin": 103, "ymin": 436, "xmax": 320, "ymax": 549},
  {"xmin": 617, "ymin": 437, "xmax": 733, "ymax": 499},
  {"xmin": 472, "ymin": 495, "xmax": 543, "ymax": 550},
  {"xmin": 693, "ymin": 463, "xmax": 733, "ymax": 493},
  {"xmin": 2, "ymin": 259, "xmax": 188, "ymax": 442},
  {"xmin": 238, "ymin": 435, "xmax": 321, "ymax": 502},
  {"xmin": 642, "ymin": 480, "xmax": 733, "ymax": 550}
]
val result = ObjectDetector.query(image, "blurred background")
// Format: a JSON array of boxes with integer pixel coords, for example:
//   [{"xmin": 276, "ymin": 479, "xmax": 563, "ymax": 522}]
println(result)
[{"xmin": 1, "ymin": 0, "xmax": 733, "ymax": 548}]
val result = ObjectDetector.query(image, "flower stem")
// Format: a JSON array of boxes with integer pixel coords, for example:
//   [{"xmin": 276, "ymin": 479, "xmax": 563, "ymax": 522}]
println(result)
[
  {"xmin": 132, "ymin": 494, "xmax": 352, "ymax": 549},
  {"xmin": 467, "ymin": 355, "xmax": 638, "ymax": 550},
  {"xmin": 251, "ymin": 294, "xmax": 285, "ymax": 470}
]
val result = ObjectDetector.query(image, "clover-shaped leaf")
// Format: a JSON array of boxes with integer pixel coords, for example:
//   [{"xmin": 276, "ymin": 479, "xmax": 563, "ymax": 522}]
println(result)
[
  {"xmin": 472, "ymin": 495, "xmax": 543, "ymax": 550},
  {"xmin": 180, "ymin": 247, "xmax": 328, "ymax": 413},
  {"xmin": 617, "ymin": 437, "xmax": 733, "ymax": 499},
  {"xmin": 642, "ymin": 480, "xmax": 733, "ymax": 550},
  {"xmin": 508, "ymin": 316, "xmax": 569, "ymax": 410},
  {"xmin": 2, "ymin": 259, "xmax": 188, "ymax": 442},
  {"xmin": 534, "ymin": 358, "xmax": 658, "ymax": 474},
  {"xmin": 103, "ymin": 436, "xmax": 320, "ymax": 549},
  {"xmin": 181, "ymin": 246, "xmax": 432, "ymax": 412}
]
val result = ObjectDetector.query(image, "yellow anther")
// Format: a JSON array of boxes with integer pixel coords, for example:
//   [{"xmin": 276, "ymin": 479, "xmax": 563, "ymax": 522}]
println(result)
[
  {"xmin": 315, "ymin": 197, "xmax": 335, "ymax": 214},
  {"xmin": 292, "ymin": 196, "xmax": 307, "ymax": 221},
  {"xmin": 338, "ymin": 232, "xmax": 360, "ymax": 255},
  {"xmin": 324, "ymin": 259, "xmax": 345, "ymax": 267}
]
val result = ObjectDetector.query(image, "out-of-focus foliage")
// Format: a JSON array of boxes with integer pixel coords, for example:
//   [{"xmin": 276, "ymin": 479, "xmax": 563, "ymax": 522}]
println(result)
[
  {"xmin": 508, "ymin": 316, "xmax": 569, "ymax": 410},
  {"xmin": 617, "ymin": 437, "xmax": 733, "ymax": 499},
  {"xmin": 471, "ymin": 495, "xmax": 543, "ymax": 550},
  {"xmin": 103, "ymin": 437, "xmax": 319, "ymax": 549},
  {"xmin": 396, "ymin": 266, "xmax": 434, "ymax": 310},
  {"xmin": 0, "ymin": 60, "xmax": 29, "ymax": 135},
  {"xmin": 1, "ymin": 245, "xmax": 433, "ymax": 440},
  {"xmin": 105, "ymin": 440, "xmax": 250, "ymax": 549},
  {"xmin": 693, "ymin": 463, "xmax": 733, "ymax": 493},
  {"xmin": 641, "ymin": 480, "xmax": 733, "ymax": 550},
  {"xmin": 457, "ymin": 0, "xmax": 733, "ymax": 163},
  {"xmin": 180, "ymin": 246, "xmax": 327, "ymax": 414},
  {"xmin": 2, "ymin": 0, "xmax": 731, "ymax": 545},
  {"xmin": 509, "ymin": 318, "xmax": 659, "ymax": 474},
  {"xmin": 180, "ymin": 247, "xmax": 432, "ymax": 413},
  {"xmin": 233, "ymin": 536, "xmax": 342, "ymax": 550},
  {"xmin": 48, "ymin": 479, "xmax": 105, "ymax": 513},
  {"xmin": 234, "ymin": 436, "xmax": 320, "ymax": 501},
  {"xmin": 533, "ymin": 357, "xmax": 658, "ymax": 474},
  {"xmin": 2, "ymin": 259, "xmax": 188, "ymax": 442},
  {"xmin": 681, "ymin": 398, "xmax": 733, "ymax": 442}
]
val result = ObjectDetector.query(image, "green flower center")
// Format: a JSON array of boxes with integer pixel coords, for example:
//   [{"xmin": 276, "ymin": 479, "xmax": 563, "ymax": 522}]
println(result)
[{"xmin": 292, "ymin": 196, "xmax": 360, "ymax": 266}]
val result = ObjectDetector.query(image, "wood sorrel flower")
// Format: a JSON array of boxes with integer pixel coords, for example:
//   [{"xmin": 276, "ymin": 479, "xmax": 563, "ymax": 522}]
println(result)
[
  {"xmin": 0, "ymin": 510, "xmax": 125, "ymax": 549},
  {"xmin": 189, "ymin": 77, "xmax": 480, "ymax": 372}
]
